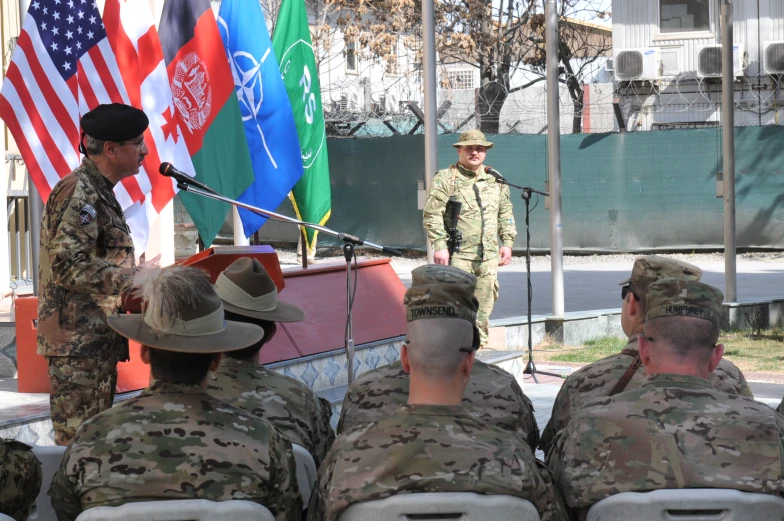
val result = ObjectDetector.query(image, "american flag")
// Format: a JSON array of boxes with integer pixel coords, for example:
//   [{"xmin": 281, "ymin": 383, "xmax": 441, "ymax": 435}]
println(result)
[{"xmin": 0, "ymin": 0, "xmax": 192, "ymax": 252}]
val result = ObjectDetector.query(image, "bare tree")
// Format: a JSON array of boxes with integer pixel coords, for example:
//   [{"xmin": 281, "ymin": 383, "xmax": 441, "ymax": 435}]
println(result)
[{"xmin": 328, "ymin": 0, "xmax": 610, "ymax": 134}]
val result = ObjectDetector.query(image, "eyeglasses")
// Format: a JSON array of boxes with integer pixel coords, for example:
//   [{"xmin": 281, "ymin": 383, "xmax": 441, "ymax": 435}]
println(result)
[
  {"xmin": 119, "ymin": 138, "xmax": 146, "ymax": 149},
  {"xmin": 621, "ymin": 285, "xmax": 639, "ymax": 301}
]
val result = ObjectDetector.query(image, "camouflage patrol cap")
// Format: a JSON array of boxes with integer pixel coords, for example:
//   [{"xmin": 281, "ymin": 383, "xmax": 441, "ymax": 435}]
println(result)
[
  {"xmin": 405, "ymin": 265, "xmax": 479, "ymax": 326},
  {"xmin": 452, "ymin": 129, "xmax": 494, "ymax": 149},
  {"xmin": 619, "ymin": 256, "xmax": 702, "ymax": 292},
  {"xmin": 646, "ymin": 278, "xmax": 724, "ymax": 325}
]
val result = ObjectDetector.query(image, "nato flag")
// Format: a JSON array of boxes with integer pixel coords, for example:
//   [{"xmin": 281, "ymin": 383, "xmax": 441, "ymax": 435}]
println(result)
[{"xmin": 217, "ymin": 0, "xmax": 304, "ymax": 237}]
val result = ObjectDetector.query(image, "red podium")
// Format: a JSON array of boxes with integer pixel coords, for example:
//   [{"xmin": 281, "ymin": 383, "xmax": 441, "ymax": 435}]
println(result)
[{"xmin": 16, "ymin": 247, "xmax": 406, "ymax": 393}]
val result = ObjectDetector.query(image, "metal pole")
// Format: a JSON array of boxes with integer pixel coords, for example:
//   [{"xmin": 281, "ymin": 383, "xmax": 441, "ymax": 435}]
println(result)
[
  {"xmin": 28, "ymin": 173, "xmax": 42, "ymax": 295},
  {"xmin": 721, "ymin": 0, "xmax": 737, "ymax": 302},
  {"xmin": 422, "ymin": 0, "xmax": 437, "ymax": 263},
  {"xmin": 721, "ymin": 0, "xmax": 738, "ymax": 302},
  {"xmin": 233, "ymin": 207, "xmax": 249, "ymax": 246},
  {"xmin": 546, "ymin": 0, "xmax": 564, "ymax": 317}
]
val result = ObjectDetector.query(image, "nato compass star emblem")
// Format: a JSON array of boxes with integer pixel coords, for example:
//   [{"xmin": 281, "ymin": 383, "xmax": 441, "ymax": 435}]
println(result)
[{"xmin": 78, "ymin": 204, "xmax": 96, "ymax": 227}]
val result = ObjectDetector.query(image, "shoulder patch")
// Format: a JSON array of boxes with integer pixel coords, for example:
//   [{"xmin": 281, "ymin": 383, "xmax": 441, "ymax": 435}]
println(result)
[{"xmin": 79, "ymin": 204, "xmax": 97, "ymax": 227}]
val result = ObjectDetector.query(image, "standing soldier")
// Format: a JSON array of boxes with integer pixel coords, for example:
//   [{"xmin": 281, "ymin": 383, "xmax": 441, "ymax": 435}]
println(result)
[
  {"xmin": 37, "ymin": 103, "xmax": 158, "ymax": 445},
  {"xmin": 423, "ymin": 130, "xmax": 516, "ymax": 347}
]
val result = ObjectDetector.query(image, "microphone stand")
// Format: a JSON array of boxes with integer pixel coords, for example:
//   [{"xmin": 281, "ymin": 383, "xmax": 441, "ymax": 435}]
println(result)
[
  {"xmin": 491, "ymin": 177, "xmax": 561, "ymax": 382},
  {"xmin": 174, "ymin": 177, "xmax": 402, "ymax": 385}
]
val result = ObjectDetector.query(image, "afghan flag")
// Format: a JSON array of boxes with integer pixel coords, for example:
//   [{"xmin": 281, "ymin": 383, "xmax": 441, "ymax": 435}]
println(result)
[
  {"xmin": 272, "ymin": 0, "xmax": 332, "ymax": 255},
  {"xmin": 159, "ymin": 0, "xmax": 255, "ymax": 247}
]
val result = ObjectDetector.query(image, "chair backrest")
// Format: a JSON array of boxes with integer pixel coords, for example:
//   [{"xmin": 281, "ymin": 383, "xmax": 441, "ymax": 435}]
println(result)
[
  {"xmin": 27, "ymin": 445, "xmax": 66, "ymax": 521},
  {"xmin": 586, "ymin": 489, "xmax": 784, "ymax": 521},
  {"xmin": 74, "ymin": 499, "xmax": 275, "ymax": 521},
  {"xmin": 0, "ymin": 513, "xmax": 16, "ymax": 521},
  {"xmin": 339, "ymin": 492, "xmax": 540, "ymax": 521},
  {"xmin": 292, "ymin": 443, "xmax": 317, "ymax": 508}
]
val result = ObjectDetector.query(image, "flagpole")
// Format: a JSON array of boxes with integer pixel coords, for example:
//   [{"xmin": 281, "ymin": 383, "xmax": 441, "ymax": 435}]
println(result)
[
  {"xmin": 422, "ymin": 0, "xmax": 437, "ymax": 264},
  {"xmin": 233, "ymin": 207, "xmax": 249, "ymax": 246}
]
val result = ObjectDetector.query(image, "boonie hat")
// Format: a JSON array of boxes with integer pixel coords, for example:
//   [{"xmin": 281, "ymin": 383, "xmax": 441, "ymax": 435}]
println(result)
[
  {"xmin": 645, "ymin": 278, "xmax": 724, "ymax": 326},
  {"xmin": 452, "ymin": 129, "xmax": 494, "ymax": 149},
  {"xmin": 214, "ymin": 257, "xmax": 305, "ymax": 322},
  {"xmin": 108, "ymin": 266, "xmax": 263, "ymax": 353}
]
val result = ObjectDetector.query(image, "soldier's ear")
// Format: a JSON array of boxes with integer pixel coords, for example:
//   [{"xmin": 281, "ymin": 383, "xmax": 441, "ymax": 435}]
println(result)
[
  {"xmin": 401, "ymin": 343, "xmax": 412, "ymax": 374},
  {"xmin": 708, "ymin": 344, "xmax": 725, "ymax": 373},
  {"xmin": 209, "ymin": 353, "xmax": 222, "ymax": 372},
  {"xmin": 462, "ymin": 350, "xmax": 475, "ymax": 378},
  {"xmin": 140, "ymin": 344, "xmax": 151, "ymax": 365},
  {"xmin": 638, "ymin": 335, "xmax": 651, "ymax": 367}
]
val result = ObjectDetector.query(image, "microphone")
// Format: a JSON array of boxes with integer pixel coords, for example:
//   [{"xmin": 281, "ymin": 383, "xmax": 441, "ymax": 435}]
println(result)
[
  {"xmin": 159, "ymin": 162, "xmax": 217, "ymax": 194},
  {"xmin": 484, "ymin": 166, "xmax": 507, "ymax": 184}
]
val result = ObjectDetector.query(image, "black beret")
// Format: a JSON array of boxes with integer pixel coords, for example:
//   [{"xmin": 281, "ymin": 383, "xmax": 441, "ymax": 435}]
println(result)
[{"xmin": 81, "ymin": 103, "xmax": 149, "ymax": 142}]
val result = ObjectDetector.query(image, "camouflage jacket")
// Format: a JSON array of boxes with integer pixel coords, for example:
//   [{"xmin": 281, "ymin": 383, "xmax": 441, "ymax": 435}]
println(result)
[
  {"xmin": 0, "ymin": 439, "xmax": 42, "ymax": 521},
  {"xmin": 308, "ymin": 404, "xmax": 567, "ymax": 521},
  {"xmin": 548, "ymin": 373, "xmax": 784, "ymax": 517},
  {"xmin": 207, "ymin": 357, "xmax": 336, "ymax": 466},
  {"xmin": 423, "ymin": 163, "xmax": 516, "ymax": 260},
  {"xmin": 38, "ymin": 158, "xmax": 135, "ymax": 360},
  {"xmin": 49, "ymin": 380, "xmax": 302, "ymax": 521},
  {"xmin": 539, "ymin": 335, "xmax": 754, "ymax": 458},
  {"xmin": 337, "ymin": 359, "xmax": 539, "ymax": 450}
]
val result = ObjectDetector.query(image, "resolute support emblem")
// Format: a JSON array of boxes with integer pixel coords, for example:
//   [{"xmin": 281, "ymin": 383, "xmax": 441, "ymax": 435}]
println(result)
[
  {"xmin": 171, "ymin": 52, "xmax": 213, "ymax": 133},
  {"xmin": 79, "ymin": 204, "xmax": 97, "ymax": 227}
]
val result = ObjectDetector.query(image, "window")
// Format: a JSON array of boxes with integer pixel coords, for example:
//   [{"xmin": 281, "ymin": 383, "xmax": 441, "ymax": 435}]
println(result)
[
  {"xmin": 445, "ymin": 69, "xmax": 475, "ymax": 90},
  {"xmin": 345, "ymin": 40, "xmax": 358, "ymax": 73},
  {"xmin": 660, "ymin": 0, "xmax": 710, "ymax": 34}
]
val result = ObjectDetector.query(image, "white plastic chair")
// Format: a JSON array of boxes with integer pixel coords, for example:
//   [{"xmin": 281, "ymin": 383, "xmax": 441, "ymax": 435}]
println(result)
[
  {"xmin": 27, "ymin": 445, "xmax": 66, "ymax": 521},
  {"xmin": 74, "ymin": 499, "xmax": 274, "ymax": 521},
  {"xmin": 338, "ymin": 492, "xmax": 540, "ymax": 521},
  {"xmin": 586, "ymin": 489, "xmax": 784, "ymax": 521},
  {"xmin": 0, "ymin": 513, "xmax": 16, "ymax": 521},
  {"xmin": 292, "ymin": 443, "xmax": 317, "ymax": 508}
]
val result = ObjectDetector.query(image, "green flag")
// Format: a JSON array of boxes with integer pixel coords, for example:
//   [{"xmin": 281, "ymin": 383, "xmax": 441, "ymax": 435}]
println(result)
[{"xmin": 272, "ymin": 0, "xmax": 332, "ymax": 254}]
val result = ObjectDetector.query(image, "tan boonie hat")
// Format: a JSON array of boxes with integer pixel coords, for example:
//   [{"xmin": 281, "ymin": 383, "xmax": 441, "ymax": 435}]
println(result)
[
  {"xmin": 108, "ymin": 266, "xmax": 263, "ymax": 353},
  {"xmin": 452, "ymin": 129, "xmax": 494, "ymax": 149},
  {"xmin": 405, "ymin": 265, "xmax": 480, "ymax": 348},
  {"xmin": 619, "ymin": 256, "xmax": 702, "ymax": 292},
  {"xmin": 646, "ymin": 278, "xmax": 724, "ymax": 326},
  {"xmin": 215, "ymin": 257, "xmax": 305, "ymax": 322}
]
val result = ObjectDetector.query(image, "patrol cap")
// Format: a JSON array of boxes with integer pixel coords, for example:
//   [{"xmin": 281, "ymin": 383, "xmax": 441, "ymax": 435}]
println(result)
[
  {"xmin": 452, "ymin": 129, "xmax": 494, "ymax": 149},
  {"xmin": 646, "ymin": 278, "xmax": 724, "ymax": 326},
  {"xmin": 81, "ymin": 103, "xmax": 149, "ymax": 142},
  {"xmin": 405, "ymin": 265, "xmax": 480, "ymax": 349},
  {"xmin": 619, "ymin": 256, "xmax": 702, "ymax": 293}
]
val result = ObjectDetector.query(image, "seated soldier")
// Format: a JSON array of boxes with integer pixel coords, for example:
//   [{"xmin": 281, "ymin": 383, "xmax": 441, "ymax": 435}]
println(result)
[
  {"xmin": 338, "ymin": 261, "xmax": 539, "ymax": 450},
  {"xmin": 1, "ymin": 439, "xmax": 42, "ymax": 521},
  {"xmin": 49, "ymin": 266, "xmax": 302, "ymax": 521},
  {"xmin": 548, "ymin": 278, "xmax": 784, "ymax": 519},
  {"xmin": 540, "ymin": 256, "xmax": 752, "ymax": 457},
  {"xmin": 308, "ymin": 265, "xmax": 567, "ymax": 521},
  {"xmin": 208, "ymin": 257, "xmax": 335, "ymax": 465}
]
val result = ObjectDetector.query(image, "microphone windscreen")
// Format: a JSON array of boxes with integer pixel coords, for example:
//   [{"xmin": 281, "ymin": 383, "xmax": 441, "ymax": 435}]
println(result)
[{"xmin": 159, "ymin": 162, "xmax": 171, "ymax": 175}]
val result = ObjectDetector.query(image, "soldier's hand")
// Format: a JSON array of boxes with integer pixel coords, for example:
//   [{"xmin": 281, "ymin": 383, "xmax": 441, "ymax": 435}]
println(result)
[
  {"xmin": 139, "ymin": 253, "xmax": 161, "ymax": 270},
  {"xmin": 499, "ymin": 246, "xmax": 512, "ymax": 266},
  {"xmin": 433, "ymin": 249, "xmax": 450, "ymax": 265}
]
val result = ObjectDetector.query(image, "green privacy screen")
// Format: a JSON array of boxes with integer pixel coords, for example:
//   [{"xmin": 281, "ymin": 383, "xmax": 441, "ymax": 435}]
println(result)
[{"xmin": 259, "ymin": 126, "xmax": 784, "ymax": 252}]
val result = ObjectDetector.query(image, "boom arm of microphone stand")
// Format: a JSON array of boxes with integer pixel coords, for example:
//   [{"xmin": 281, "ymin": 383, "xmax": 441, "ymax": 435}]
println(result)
[
  {"xmin": 496, "ymin": 178, "xmax": 549, "ymax": 196},
  {"xmin": 176, "ymin": 183, "xmax": 403, "ymax": 256}
]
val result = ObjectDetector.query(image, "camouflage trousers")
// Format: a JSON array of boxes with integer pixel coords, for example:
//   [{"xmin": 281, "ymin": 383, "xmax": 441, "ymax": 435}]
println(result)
[
  {"xmin": 450, "ymin": 256, "xmax": 499, "ymax": 347},
  {"xmin": 47, "ymin": 356, "xmax": 118, "ymax": 446},
  {"xmin": 0, "ymin": 439, "xmax": 42, "ymax": 521}
]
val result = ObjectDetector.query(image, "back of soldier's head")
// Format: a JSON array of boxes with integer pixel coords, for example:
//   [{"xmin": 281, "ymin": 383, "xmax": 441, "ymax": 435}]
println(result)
[
  {"xmin": 404, "ymin": 265, "xmax": 479, "ymax": 382},
  {"xmin": 644, "ymin": 278, "xmax": 724, "ymax": 364},
  {"xmin": 621, "ymin": 256, "xmax": 703, "ymax": 311}
]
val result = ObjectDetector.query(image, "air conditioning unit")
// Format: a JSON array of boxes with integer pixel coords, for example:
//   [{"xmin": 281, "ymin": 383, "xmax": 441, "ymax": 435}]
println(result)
[
  {"xmin": 614, "ymin": 48, "xmax": 661, "ymax": 82},
  {"xmin": 696, "ymin": 43, "xmax": 745, "ymax": 78},
  {"xmin": 763, "ymin": 41, "xmax": 784, "ymax": 74},
  {"xmin": 606, "ymin": 57, "xmax": 614, "ymax": 72}
]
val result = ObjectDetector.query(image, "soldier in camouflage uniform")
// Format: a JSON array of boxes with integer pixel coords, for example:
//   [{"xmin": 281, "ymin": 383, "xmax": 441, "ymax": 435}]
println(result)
[
  {"xmin": 37, "ymin": 103, "xmax": 160, "ymax": 446},
  {"xmin": 337, "ymin": 359, "xmax": 539, "ymax": 450},
  {"xmin": 548, "ymin": 278, "xmax": 784, "ymax": 519},
  {"xmin": 539, "ymin": 256, "xmax": 753, "ymax": 459},
  {"xmin": 308, "ymin": 265, "xmax": 566, "ymax": 521},
  {"xmin": 207, "ymin": 257, "xmax": 335, "ymax": 466},
  {"xmin": 49, "ymin": 266, "xmax": 301, "ymax": 521},
  {"xmin": 0, "ymin": 439, "xmax": 42, "ymax": 521},
  {"xmin": 423, "ymin": 130, "xmax": 516, "ymax": 347}
]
